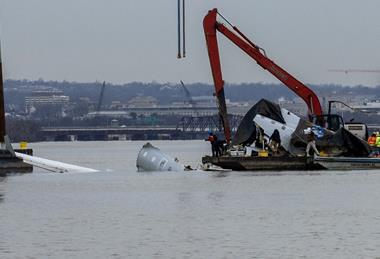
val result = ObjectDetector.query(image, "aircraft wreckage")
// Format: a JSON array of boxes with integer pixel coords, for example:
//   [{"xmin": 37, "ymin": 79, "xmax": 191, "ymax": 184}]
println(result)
[
  {"xmin": 202, "ymin": 99, "xmax": 377, "ymax": 171},
  {"xmin": 200, "ymin": 8, "xmax": 379, "ymax": 171},
  {"xmin": 136, "ymin": 8, "xmax": 380, "ymax": 172}
]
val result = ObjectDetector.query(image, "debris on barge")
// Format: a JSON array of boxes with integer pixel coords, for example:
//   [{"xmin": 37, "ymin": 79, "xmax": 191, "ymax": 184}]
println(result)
[{"xmin": 202, "ymin": 99, "xmax": 373, "ymax": 171}]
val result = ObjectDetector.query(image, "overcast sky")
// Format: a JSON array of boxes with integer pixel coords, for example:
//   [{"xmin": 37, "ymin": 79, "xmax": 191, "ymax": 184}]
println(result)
[{"xmin": 1, "ymin": 0, "xmax": 380, "ymax": 86}]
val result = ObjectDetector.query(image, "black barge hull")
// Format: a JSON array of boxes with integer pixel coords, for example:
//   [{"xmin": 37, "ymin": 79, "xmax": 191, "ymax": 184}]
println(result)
[
  {"xmin": 0, "ymin": 149, "xmax": 33, "ymax": 176},
  {"xmin": 202, "ymin": 155, "xmax": 325, "ymax": 171}
]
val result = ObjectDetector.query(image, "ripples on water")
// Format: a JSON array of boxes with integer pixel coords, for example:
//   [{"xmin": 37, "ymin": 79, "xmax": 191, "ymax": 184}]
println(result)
[{"xmin": 1, "ymin": 141, "xmax": 380, "ymax": 258}]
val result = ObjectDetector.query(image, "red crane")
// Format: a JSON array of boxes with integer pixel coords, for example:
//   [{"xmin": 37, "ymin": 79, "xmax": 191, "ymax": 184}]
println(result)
[{"xmin": 203, "ymin": 8, "xmax": 323, "ymax": 143}]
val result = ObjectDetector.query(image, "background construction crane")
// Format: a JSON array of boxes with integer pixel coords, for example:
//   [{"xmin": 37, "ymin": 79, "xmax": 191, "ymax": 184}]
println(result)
[
  {"xmin": 328, "ymin": 69, "xmax": 380, "ymax": 74},
  {"xmin": 179, "ymin": 80, "xmax": 197, "ymax": 109},
  {"xmin": 96, "ymin": 81, "xmax": 106, "ymax": 114}
]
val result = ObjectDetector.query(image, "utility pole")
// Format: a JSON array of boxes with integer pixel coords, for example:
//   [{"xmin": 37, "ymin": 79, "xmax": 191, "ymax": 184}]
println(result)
[{"xmin": 0, "ymin": 43, "xmax": 6, "ymax": 143}]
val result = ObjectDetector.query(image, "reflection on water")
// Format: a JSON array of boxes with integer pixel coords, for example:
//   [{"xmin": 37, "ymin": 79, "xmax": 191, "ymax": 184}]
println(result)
[
  {"xmin": 212, "ymin": 171, "xmax": 231, "ymax": 178},
  {"xmin": 0, "ymin": 176, "xmax": 5, "ymax": 203},
  {"xmin": 177, "ymin": 192, "xmax": 192, "ymax": 204},
  {"xmin": 0, "ymin": 141, "xmax": 380, "ymax": 258},
  {"xmin": 207, "ymin": 191, "xmax": 225, "ymax": 206}
]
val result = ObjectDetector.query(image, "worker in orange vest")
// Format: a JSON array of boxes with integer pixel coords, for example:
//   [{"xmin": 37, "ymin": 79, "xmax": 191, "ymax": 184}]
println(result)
[
  {"xmin": 205, "ymin": 131, "xmax": 219, "ymax": 157},
  {"xmin": 376, "ymin": 132, "xmax": 380, "ymax": 147},
  {"xmin": 368, "ymin": 133, "xmax": 377, "ymax": 146}
]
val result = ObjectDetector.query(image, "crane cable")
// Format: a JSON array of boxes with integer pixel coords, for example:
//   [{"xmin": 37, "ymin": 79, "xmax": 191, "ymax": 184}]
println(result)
[
  {"xmin": 177, "ymin": 0, "xmax": 186, "ymax": 58},
  {"xmin": 177, "ymin": 0, "xmax": 181, "ymax": 58},
  {"xmin": 182, "ymin": 0, "xmax": 186, "ymax": 58},
  {"xmin": 217, "ymin": 10, "xmax": 267, "ymax": 57}
]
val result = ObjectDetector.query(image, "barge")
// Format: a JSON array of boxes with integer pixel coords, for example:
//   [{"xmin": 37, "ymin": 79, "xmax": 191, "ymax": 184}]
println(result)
[
  {"xmin": 202, "ymin": 155, "xmax": 324, "ymax": 171},
  {"xmin": 202, "ymin": 154, "xmax": 380, "ymax": 171},
  {"xmin": 314, "ymin": 156, "xmax": 380, "ymax": 170},
  {"xmin": 0, "ymin": 148, "xmax": 33, "ymax": 176}
]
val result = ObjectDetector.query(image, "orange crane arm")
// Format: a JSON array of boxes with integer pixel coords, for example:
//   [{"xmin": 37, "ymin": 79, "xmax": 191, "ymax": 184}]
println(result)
[{"xmin": 203, "ymin": 8, "xmax": 323, "ymax": 142}]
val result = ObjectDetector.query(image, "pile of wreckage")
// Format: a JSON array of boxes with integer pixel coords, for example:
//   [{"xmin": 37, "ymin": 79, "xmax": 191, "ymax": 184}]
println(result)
[{"xmin": 203, "ymin": 99, "xmax": 378, "ymax": 171}]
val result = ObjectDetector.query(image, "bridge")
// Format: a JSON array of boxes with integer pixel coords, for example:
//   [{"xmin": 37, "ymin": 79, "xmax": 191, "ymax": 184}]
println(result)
[
  {"xmin": 41, "ymin": 126, "xmax": 182, "ymax": 141},
  {"xmin": 41, "ymin": 115, "xmax": 244, "ymax": 141}
]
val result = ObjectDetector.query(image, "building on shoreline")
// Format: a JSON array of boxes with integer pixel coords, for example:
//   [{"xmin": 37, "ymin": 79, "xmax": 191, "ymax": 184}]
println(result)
[{"xmin": 25, "ymin": 90, "xmax": 70, "ymax": 117}]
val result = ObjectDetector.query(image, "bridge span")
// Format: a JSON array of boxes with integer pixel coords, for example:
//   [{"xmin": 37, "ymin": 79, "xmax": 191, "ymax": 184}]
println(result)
[
  {"xmin": 41, "ymin": 126, "xmax": 184, "ymax": 141},
  {"xmin": 41, "ymin": 115, "xmax": 243, "ymax": 141}
]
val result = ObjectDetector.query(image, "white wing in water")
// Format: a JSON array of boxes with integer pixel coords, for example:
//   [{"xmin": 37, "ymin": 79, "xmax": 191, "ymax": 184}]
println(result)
[{"xmin": 15, "ymin": 152, "xmax": 98, "ymax": 173}]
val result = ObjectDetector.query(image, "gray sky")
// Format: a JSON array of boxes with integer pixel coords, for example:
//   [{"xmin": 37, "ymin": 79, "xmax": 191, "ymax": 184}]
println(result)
[{"xmin": 1, "ymin": 0, "xmax": 380, "ymax": 86}]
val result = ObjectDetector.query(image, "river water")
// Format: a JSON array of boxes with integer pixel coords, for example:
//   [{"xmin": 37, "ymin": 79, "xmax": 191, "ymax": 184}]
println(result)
[{"xmin": 1, "ymin": 140, "xmax": 380, "ymax": 258}]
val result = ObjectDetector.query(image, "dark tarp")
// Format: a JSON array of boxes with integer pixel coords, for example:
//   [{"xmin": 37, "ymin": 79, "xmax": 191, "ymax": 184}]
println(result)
[
  {"xmin": 232, "ymin": 99, "xmax": 285, "ymax": 145},
  {"xmin": 233, "ymin": 99, "xmax": 370, "ymax": 157},
  {"xmin": 331, "ymin": 128, "xmax": 371, "ymax": 157},
  {"xmin": 289, "ymin": 119, "xmax": 370, "ymax": 157}
]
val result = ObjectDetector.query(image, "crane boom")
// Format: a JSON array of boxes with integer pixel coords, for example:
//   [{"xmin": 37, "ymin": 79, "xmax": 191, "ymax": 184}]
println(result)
[{"xmin": 203, "ymin": 8, "xmax": 323, "ymax": 142}]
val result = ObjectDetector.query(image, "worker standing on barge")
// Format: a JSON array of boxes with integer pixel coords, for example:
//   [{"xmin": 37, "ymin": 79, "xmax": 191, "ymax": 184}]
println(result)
[
  {"xmin": 205, "ymin": 131, "xmax": 220, "ymax": 157},
  {"xmin": 306, "ymin": 131, "xmax": 320, "ymax": 157},
  {"xmin": 269, "ymin": 129, "xmax": 281, "ymax": 154},
  {"xmin": 375, "ymin": 132, "xmax": 380, "ymax": 148}
]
